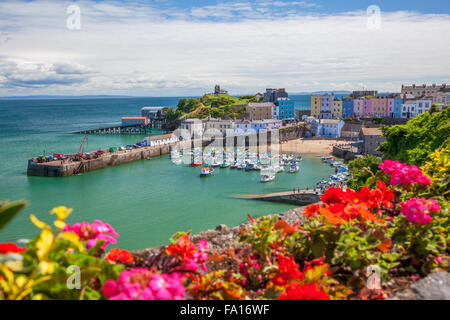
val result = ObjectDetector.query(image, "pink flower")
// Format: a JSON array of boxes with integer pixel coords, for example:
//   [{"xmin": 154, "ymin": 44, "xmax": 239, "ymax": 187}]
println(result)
[
  {"xmin": 63, "ymin": 219, "xmax": 119, "ymax": 250},
  {"xmin": 102, "ymin": 268, "xmax": 185, "ymax": 300},
  {"xmin": 102, "ymin": 279, "xmax": 119, "ymax": 297},
  {"xmin": 400, "ymin": 198, "xmax": 440, "ymax": 225},
  {"xmin": 378, "ymin": 160, "xmax": 431, "ymax": 187}
]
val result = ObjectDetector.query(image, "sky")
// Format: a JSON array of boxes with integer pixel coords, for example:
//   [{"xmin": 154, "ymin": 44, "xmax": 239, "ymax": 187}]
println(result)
[{"xmin": 0, "ymin": 0, "xmax": 449, "ymax": 96}]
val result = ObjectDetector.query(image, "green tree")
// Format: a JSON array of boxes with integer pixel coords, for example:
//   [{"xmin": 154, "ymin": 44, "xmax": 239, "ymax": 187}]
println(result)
[
  {"xmin": 378, "ymin": 107, "xmax": 450, "ymax": 166},
  {"xmin": 347, "ymin": 155, "xmax": 382, "ymax": 191}
]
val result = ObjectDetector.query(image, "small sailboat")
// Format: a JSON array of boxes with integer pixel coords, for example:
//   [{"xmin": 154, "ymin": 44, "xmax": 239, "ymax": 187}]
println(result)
[
  {"xmin": 200, "ymin": 167, "xmax": 214, "ymax": 177},
  {"xmin": 261, "ymin": 174, "xmax": 275, "ymax": 183}
]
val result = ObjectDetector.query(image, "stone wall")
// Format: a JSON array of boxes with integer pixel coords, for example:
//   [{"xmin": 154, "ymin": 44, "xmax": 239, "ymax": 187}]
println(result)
[
  {"xmin": 27, "ymin": 143, "xmax": 176, "ymax": 177},
  {"xmin": 332, "ymin": 145, "xmax": 356, "ymax": 161}
]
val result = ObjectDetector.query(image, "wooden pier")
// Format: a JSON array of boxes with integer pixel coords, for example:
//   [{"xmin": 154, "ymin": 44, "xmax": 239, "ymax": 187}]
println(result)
[
  {"xmin": 236, "ymin": 190, "xmax": 320, "ymax": 206},
  {"xmin": 73, "ymin": 124, "xmax": 153, "ymax": 135}
]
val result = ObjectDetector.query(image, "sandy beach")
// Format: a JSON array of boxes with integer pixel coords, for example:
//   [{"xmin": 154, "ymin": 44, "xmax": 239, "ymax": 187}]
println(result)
[{"xmin": 279, "ymin": 138, "xmax": 353, "ymax": 155}]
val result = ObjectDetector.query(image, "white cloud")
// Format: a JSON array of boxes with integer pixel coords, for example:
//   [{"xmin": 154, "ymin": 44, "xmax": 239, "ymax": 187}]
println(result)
[{"xmin": 0, "ymin": 0, "xmax": 449, "ymax": 96}]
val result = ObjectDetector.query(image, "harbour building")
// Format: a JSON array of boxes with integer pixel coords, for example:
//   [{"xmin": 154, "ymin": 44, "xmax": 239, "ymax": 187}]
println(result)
[
  {"xmin": 246, "ymin": 102, "xmax": 276, "ymax": 121},
  {"xmin": 121, "ymin": 117, "xmax": 149, "ymax": 126},
  {"xmin": 401, "ymin": 83, "xmax": 447, "ymax": 98},
  {"xmin": 263, "ymin": 88, "xmax": 288, "ymax": 103},
  {"xmin": 342, "ymin": 99, "xmax": 354, "ymax": 118},
  {"xmin": 331, "ymin": 98, "xmax": 342, "ymax": 119},
  {"xmin": 310, "ymin": 95, "xmax": 321, "ymax": 118},
  {"xmin": 277, "ymin": 98, "xmax": 295, "ymax": 120},
  {"xmin": 319, "ymin": 93, "xmax": 333, "ymax": 119},
  {"xmin": 141, "ymin": 107, "xmax": 165, "ymax": 120}
]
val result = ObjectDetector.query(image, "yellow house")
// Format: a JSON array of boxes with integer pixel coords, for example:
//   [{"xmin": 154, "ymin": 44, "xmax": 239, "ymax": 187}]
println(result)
[
  {"xmin": 311, "ymin": 95, "xmax": 321, "ymax": 118},
  {"xmin": 332, "ymin": 99, "xmax": 343, "ymax": 119}
]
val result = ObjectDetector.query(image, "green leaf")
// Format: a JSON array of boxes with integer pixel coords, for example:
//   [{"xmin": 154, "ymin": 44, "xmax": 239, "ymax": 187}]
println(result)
[{"xmin": 0, "ymin": 200, "xmax": 27, "ymax": 232}]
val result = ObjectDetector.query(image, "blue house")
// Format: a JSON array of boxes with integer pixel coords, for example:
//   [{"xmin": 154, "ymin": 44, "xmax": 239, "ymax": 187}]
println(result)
[
  {"xmin": 342, "ymin": 99, "xmax": 354, "ymax": 118},
  {"xmin": 277, "ymin": 99, "xmax": 295, "ymax": 120},
  {"xmin": 393, "ymin": 98, "xmax": 403, "ymax": 118}
]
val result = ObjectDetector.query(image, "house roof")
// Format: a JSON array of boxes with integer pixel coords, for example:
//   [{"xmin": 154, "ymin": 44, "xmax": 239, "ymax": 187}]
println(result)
[
  {"xmin": 122, "ymin": 117, "xmax": 148, "ymax": 120},
  {"xmin": 319, "ymin": 119, "xmax": 342, "ymax": 125},
  {"xmin": 247, "ymin": 102, "xmax": 275, "ymax": 108},
  {"xmin": 361, "ymin": 128, "xmax": 383, "ymax": 136},
  {"xmin": 342, "ymin": 123, "xmax": 363, "ymax": 132}
]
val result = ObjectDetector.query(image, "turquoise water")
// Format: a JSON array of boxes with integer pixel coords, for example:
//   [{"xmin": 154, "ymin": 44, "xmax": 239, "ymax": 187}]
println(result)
[{"xmin": 0, "ymin": 97, "xmax": 334, "ymax": 249}]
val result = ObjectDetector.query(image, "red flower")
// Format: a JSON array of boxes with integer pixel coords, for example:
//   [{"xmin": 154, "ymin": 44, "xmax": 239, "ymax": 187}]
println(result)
[
  {"xmin": 0, "ymin": 243, "xmax": 26, "ymax": 254},
  {"xmin": 302, "ymin": 204, "xmax": 320, "ymax": 217},
  {"xmin": 247, "ymin": 214, "xmax": 255, "ymax": 223},
  {"xmin": 272, "ymin": 254, "xmax": 303, "ymax": 286},
  {"xmin": 274, "ymin": 219, "xmax": 296, "ymax": 235},
  {"xmin": 320, "ymin": 187, "xmax": 346, "ymax": 205},
  {"xmin": 105, "ymin": 248, "xmax": 135, "ymax": 264},
  {"xmin": 278, "ymin": 282, "xmax": 330, "ymax": 300}
]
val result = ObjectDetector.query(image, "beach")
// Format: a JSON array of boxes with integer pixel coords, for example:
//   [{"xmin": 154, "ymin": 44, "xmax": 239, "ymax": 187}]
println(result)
[{"xmin": 280, "ymin": 138, "xmax": 353, "ymax": 155}]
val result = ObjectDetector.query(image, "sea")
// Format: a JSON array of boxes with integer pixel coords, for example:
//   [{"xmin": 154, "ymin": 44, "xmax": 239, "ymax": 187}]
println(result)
[{"xmin": 0, "ymin": 96, "xmax": 336, "ymax": 249}]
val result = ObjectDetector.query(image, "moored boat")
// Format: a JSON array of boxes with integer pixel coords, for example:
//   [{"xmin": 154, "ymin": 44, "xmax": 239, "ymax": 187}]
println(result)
[
  {"xmin": 261, "ymin": 174, "xmax": 275, "ymax": 183},
  {"xmin": 200, "ymin": 167, "xmax": 214, "ymax": 177}
]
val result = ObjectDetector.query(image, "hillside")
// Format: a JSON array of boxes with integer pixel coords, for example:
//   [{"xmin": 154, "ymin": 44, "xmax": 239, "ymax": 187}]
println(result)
[
  {"xmin": 176, "ymin": 94, "xmax": 257, "ymax": 120},
  {"xmin": 378, "ymin": 106, "xmax": 450, "ymax": 166}
]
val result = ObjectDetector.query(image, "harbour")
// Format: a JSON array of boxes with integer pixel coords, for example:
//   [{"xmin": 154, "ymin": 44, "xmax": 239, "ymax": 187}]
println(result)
[
  {"xmin": 27, "ymin": 124, "xmax": 306, "ymax": 177},
  {"xmin": 0, "ymin": 97, "xmax": 336, "ymax": 250}
]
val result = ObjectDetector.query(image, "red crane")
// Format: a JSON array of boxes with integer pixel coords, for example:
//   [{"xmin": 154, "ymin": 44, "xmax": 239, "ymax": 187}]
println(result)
[{"xmin": 78, "ymin": 134, "xmax": 88, "ymax": 155}]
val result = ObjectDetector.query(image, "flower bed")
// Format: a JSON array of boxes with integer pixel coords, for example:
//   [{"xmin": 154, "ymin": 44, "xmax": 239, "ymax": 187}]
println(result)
[{"xmin": 0, "ymin": 158, "xmax": 448, "ymax": 300}]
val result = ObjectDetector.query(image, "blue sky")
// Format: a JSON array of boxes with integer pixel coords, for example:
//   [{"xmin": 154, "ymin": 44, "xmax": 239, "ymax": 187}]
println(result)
[
  {"xmin": 0, "ymin": 0, "xmax": 449, "ymax": 96},
  {"xmin": 107, "ymin": 0, "xmax": 450, "ymax": 17}
]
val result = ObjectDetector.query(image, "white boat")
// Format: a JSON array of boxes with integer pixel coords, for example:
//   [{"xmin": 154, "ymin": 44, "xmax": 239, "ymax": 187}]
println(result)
[
  {"xmin": 261, "ymin": 174, "xmax": 275, "ymax": 183},
  {"xmin": 211, "ymin": 161, "xmax": 221, "ymax": 167},
  {"xmin": 273, "ymin": 166, "xmax": 284, "ymax": 173},
  {"xmin": 289, "ymin": 165, "xmax": 299, "ymax": 173},
  {"xmin": 200, "ymin": 167, "xmax": 214, "ymax": 177},
  {"xmin": 220, "ymin": 161, "xmax": 230, "ymax": 168}
]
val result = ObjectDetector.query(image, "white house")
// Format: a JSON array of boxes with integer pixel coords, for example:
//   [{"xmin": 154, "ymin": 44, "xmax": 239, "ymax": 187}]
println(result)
[
  {"xmin": 180, "ymin": 118, "xmax": 204, "ymax": 138},
  {"xmin": 318, "ymin": 119, "xmax": 345, "ymax": 137},
  {"xmin": 415, "ymin": 99, "xmax": 433, "ymax": 116},
  {"xmin": 202, "ymin": 117, "xmax": 235, "ymax": 136},
  {"xmin": 401, "ymin": 103, "xmax": 416, "ymax": 118},
  {"xmin": 234, "ymin": 120, "xmax": 254, "ymax": 135}
]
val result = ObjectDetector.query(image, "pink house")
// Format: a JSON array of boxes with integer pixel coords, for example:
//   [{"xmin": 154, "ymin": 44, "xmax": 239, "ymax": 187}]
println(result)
[
  {"xmin": 363, "ymin": 98, "xmax": 372, "ymax": 117},
  {"xmin": 353, "ymin": 98, "xmax": 364, "ymax": 117},
  {"xmin": 387, "ymin": 98, "xmax": 395, "ymax": 117},
  {"xmin": 372, "ymin": 98, "xmax": 387, "ymax": 117}
]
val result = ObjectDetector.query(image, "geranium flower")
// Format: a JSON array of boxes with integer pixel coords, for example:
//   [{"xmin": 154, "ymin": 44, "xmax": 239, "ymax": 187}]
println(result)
[
  {"xmin": 321, "ymin": 187, "xmax": 346, "ymax": 205},
  {"xmin": 378, "ymin": 160, "xmax": 431, "ymax": 187},
  {"xmin": 400, "ymin": 198, "xmax": 440, "ymax": 225},
  {"xmin": 166, "ymin": 234, "xmax": 209, "ymax": 273},
  {"xmin": 278, "ymin": 282, "xmax": 330, "ymax": 300},
  {"xmin": 105, "ymin": 248, "xmax": 135, "ymax": 265},
  {"xmin": 0, "ymin": 243, "xmax": 27, "ymax": 254},
  {"xmin": 302, "ymin": 204, "xmax": 320, "ymax": 217},
  {"xmin": 102, "ymin": 268, "xmax": 185, "ymax": 300},
  {"xmin": 62, "ymin": 220, "xmax": 119, "ymax": 251},
  {"xmin": 272, "ymin": 254, "xmax": 303, "ymax": 286}
]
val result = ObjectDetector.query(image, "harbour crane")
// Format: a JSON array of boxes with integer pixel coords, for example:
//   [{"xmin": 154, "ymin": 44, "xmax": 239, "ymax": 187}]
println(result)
[
  {"xmin": 78, "ymin": 134, "xmax": 88, "ymax": 155},
  {"xmin": 74, "ymin": 134, "xmax": 88, "ymax": 161}
]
